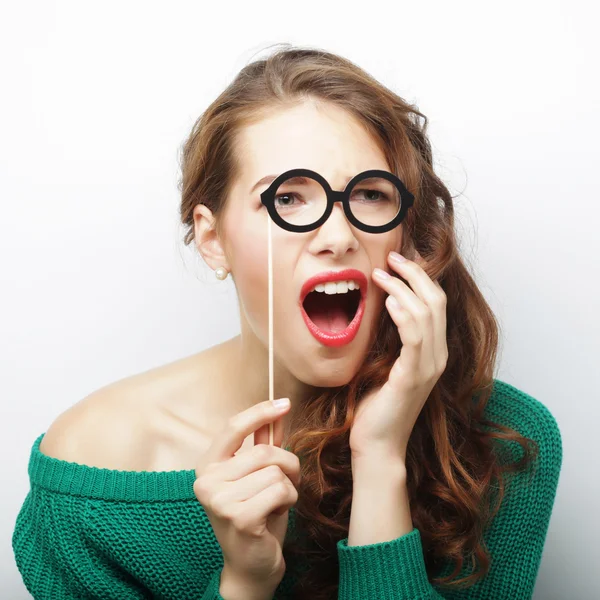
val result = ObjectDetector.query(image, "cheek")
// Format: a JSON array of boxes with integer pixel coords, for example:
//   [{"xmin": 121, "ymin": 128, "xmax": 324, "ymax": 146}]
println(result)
[
  {"xmin": 230, "ymin": 220, "xmax": 293, "ymax": 288},
  {"xmin": 232, "ymin": 235, "xmax": 267, "ymax": 299},
  {"xmin": 229, "ymin": 228, "xmax": 274, "ymax": 326},
  {"xmin": 380, "ymin": 232, "xmax": 403, "ymax": 265},
  {"xmin": 368, "ymin": 239, "xmax": 399, "ymax": 269},
  {"xmin": 388, "ymin": 228, "xmax": 403, "ymax": 253},
  {"xmin": 230, "ymin": 228, "xmax": 297, "ymax": 331}
]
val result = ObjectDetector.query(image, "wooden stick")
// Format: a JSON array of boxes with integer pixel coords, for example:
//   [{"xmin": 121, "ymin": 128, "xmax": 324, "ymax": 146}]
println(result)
[{"xmin": 268, "ymin": 215, "xmax": 274, "ymax": 446}]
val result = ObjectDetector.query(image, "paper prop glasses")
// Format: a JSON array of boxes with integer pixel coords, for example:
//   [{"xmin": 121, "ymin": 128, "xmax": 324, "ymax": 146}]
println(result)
[{"xmin": 260, "ymin": 168, "xmax": 414, "ymax": 234}]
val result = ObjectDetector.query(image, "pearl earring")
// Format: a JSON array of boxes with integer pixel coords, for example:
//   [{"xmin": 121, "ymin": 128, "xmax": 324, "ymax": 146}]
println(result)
[{"xmin": 215, "ymin": 267, "xmax": 229, "ymax": 280}]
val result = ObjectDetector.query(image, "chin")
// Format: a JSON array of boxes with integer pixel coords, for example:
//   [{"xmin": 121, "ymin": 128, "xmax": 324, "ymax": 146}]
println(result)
[{"xmin": 299, "ymin": 358, "xmax": 362, "ymax": 389}]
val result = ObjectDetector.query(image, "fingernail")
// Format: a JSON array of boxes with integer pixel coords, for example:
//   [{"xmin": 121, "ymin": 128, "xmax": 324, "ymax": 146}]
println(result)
[
  {"xmin": 389, "ymin": 251, "xmax": 406, "ymax": 263},
  {"xmin": 374, "ymin": 267, "xmax": 390, "ymax": 280},
  {"xmin": 272, "ymin": 398, "xmax": 290, "ymax": 410}
]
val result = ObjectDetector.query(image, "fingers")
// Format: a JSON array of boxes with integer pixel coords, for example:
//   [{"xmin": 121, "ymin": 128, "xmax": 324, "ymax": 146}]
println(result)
[
  {"xmin": 217, "ymin": 463, "xmax": 295, "ymax": 505},
  {"xmin": 373, "ymin": 264, "xmax": 433, "ymax": 378},
  {"xmin": 254, "ymin": 410, "xmax": 285, "ymax": 448},
  {"xmin": 219, "ymin": 443, "xmax": 301, "ymax": 490},
  {"xmin": 244, "ymin": 478, "xmax": 299, "ymax": 520},
  {"xmin": 205, "ymin": 399, "xmax": 291, "ymax": 464},
  {"xmin": 385, "ymin": 251, "xmax": 443, "ymax": 309},
  {"xmin": 374, "ymin": 251, "xmax": 448, "ymax": 375},
  {"xmin": 387, "ymin": 252, "xmax": 448, "ymax": 371}
]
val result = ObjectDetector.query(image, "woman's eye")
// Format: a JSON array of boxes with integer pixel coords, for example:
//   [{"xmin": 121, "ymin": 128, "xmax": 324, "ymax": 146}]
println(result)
[{"xmin": 274, "ymin": 193, "xmax": 299, "ymax": 208}]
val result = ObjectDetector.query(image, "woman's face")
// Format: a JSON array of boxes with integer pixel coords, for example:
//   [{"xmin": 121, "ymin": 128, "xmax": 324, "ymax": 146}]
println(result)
[{"xmin": 198, "ymin": 99, "xmax": 403, "ymax": 388}]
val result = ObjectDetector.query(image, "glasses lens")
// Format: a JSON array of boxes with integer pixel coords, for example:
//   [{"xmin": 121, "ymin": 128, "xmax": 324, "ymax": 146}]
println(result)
[
  {"xmin": 348, "ymin": 176, "xmax": 401, "ymax": 227},
  {"xmin": 273, "ymin": 175, "xmax": 327, "ymax": 227},
  {"xmin": 273, "ymin": 174, "xmax": 402, "ymax": 228}
]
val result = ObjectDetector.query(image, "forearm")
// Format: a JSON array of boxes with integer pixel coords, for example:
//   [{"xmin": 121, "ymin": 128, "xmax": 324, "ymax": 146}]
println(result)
[{"xmin": 348, "ymin": 455, "xmax": 413, "ymax": 546}]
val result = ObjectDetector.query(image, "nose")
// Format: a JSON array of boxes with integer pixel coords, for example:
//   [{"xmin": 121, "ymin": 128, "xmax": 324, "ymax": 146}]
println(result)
[{"xmin": 312, "ymin": 202, "xmax": 359, "ymax": 257}]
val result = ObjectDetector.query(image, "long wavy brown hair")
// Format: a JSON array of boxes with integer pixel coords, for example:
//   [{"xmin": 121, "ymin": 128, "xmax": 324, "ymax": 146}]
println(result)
[{"xmin": 178, "ymin": 44, "xmax": 539, "ymax": 599}]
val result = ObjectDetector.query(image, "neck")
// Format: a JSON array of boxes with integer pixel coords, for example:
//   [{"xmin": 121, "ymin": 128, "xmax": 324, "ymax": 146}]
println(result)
[{"xmin": 220, "ymin": 334, "xmax": 315, "ymax": 446}]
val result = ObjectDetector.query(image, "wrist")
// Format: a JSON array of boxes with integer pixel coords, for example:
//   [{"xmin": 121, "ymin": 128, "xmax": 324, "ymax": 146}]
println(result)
[
  {"xmin": 219, "ymin": 567, "xmax": 278, "ymax": 600},
  {"xmin": 351, "ymin": 454, "xmax": 407, "ymax": 482}
]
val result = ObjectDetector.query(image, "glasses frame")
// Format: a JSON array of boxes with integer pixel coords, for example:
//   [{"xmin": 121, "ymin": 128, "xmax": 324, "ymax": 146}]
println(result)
[{"xmin": 260, "ymin": 168, "xmax": 415, "ymax": 234}]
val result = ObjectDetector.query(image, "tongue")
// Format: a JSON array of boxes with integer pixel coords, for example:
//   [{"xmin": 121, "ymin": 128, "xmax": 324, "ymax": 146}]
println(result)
[
  {"xmin": 304, "ymin": 293, "xmax": 351, "ymax": 333},
  {"xmin": 311, "ymin": 307, "xmax": 349, "ymax": 333}
]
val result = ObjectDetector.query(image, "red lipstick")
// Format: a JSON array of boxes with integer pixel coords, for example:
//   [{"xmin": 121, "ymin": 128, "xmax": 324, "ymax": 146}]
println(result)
[{"xmin": 299, "ymin": 269, "xmax": 367, "ymax": 348}]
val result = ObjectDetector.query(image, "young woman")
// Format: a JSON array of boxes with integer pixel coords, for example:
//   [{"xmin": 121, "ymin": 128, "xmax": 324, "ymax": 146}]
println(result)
[{"xmin": 13, "ymin": 45, "xmax": 562, "ymax": 600}]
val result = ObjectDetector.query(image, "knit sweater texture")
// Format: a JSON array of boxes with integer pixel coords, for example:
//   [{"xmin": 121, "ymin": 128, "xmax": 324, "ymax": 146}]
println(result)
[{"xmin": 12, "ymin": 379, "xmax": 562, "ymax": 599}]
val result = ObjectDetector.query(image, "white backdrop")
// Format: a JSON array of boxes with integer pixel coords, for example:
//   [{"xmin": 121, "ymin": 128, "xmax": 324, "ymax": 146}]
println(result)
[{"xmin": 1, "ymin": 1, "xmax": 597, "ymax": 597}]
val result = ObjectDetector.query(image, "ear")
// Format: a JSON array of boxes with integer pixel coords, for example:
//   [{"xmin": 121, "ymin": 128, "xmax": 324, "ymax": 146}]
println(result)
[{"xmin": 193, "ymin": 203, "xmax": 230, "ymax": 271}]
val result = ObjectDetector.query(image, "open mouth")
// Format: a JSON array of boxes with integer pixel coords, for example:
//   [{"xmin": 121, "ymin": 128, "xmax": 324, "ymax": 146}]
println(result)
[{"xmin": 302, "ymin": 288, "xmax": 362, "ymax": 333}]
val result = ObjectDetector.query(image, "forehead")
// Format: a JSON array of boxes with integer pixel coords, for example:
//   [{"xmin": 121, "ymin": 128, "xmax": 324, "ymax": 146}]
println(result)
[{"xmin": 234, "ymin": 101, "xmax": 390, "ymax": 188}]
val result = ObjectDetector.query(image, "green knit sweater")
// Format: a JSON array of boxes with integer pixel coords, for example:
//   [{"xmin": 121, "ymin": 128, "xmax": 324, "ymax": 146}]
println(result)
[{"xmin": 12, "ymin": 379, "xmax": 562, "ymax": 599}]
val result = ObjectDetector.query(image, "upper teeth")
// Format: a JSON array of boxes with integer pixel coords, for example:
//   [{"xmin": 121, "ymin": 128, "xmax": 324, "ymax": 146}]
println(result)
[{"xmin": 309, "ymin": 279, "xmax": 360, "ymax": 295}]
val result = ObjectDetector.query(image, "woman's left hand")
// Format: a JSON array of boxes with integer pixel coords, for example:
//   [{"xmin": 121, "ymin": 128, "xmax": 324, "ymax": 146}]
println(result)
[{"xmin": 349, "ymin": 249, "xmax": 449, "ymax": 464}]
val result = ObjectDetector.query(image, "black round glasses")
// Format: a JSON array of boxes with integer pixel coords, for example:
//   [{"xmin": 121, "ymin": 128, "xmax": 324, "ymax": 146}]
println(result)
[{"xmin": 260, "ymin": 168, "xmax": 415, "ymax": 234}]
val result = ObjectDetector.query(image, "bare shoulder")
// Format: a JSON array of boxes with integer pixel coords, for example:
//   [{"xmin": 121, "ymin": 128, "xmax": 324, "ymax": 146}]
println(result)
[
  {"xmin": 39, "ymin": 381, "xmax": 143, "ymax": 469},
  {"xmin": 39, "ymin": 349, "xmax": 225, "ymax": 471}
]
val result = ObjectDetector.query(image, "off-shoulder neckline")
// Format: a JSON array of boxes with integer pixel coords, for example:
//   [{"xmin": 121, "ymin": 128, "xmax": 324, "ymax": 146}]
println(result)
[
  {"xmin": 27, "ymin": 379, "xmax": 546, "ymax": 503},
  {"xmin": 29, "ymin": 432, "xmax": 201, "ymax": 502},
  {"xmin": 29, "ymin": 432, "xmax": 295, "ymax": 503}
]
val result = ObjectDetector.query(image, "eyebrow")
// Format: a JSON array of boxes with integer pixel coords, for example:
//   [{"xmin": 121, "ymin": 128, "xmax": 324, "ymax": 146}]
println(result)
[{"xmin": 250, "ymin": 173, "xmax": 356, "ymax": 194}]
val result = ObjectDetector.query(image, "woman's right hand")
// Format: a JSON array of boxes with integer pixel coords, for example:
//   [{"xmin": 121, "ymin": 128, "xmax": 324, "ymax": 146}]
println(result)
[{"xmin": 193, "ymin": 398, "xmax": 300, "ymax": 594}]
